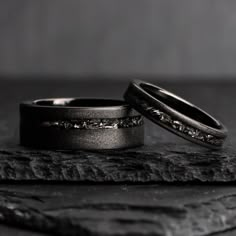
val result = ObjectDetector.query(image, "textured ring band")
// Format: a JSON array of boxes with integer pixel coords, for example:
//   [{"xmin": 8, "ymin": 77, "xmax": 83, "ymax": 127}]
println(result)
[
  {"xmin": 124, "ymin": 80, "xmax": 227, "ymax": 149},
  {"xmin": 20, "ymin": 98, "xmax": 144, "ymax": 150}
]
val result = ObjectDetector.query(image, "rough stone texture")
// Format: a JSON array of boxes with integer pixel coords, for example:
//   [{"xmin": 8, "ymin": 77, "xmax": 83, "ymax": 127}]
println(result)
[
  {"xmin": 0, "ymin": 147, "xmax": 235, "ymax": 182},
  {"xmin": 1, "ymin": 185, "xmax": 236, "ymax": 236},
  {"xmin": 0, "ymin": 80, "xmax": 235, "ymax": 235}
]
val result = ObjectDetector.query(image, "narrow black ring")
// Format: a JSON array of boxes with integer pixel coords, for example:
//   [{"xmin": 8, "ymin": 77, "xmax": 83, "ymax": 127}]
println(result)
[
  {"xmin": 20, "ymin": 98, "xmax": 144, "ymax": 150},
  {"xmin": 124, "ymin": 80, "xmax": 227, "ymax": 149}
]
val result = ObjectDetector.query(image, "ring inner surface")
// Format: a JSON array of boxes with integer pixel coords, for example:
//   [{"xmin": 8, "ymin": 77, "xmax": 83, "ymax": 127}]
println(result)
[
  {"xmin": 34, "ymin": 99, "xmax": 127, "ymax": 108},
  {"xmin": 140, "ymin": 83, "xmax": 221, "ymax": 129}
]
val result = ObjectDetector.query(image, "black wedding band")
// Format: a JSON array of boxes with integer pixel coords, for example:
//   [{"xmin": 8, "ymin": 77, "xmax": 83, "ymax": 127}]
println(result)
[
  {"xmin": 20, "ymin": 98, "xmax": 144, "ymax": 150},
  {"xmin": 124, "ymin": 80, "xmax": 227, "ymax": 149}
]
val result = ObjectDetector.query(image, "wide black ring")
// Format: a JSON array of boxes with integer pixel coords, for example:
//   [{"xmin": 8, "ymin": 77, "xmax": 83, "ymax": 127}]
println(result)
[
  {"xmin": 124, "ymin": 80, "xmax": 227, "ymax": 149},
  {"xmin": 20, "ymin": 98, "xmax": 144, "ymax": 150}
]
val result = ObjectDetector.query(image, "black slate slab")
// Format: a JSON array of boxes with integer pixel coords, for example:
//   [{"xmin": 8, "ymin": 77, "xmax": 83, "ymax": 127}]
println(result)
[
  {"xmin": 1, "ymin": 184, "xmax": 236, "ymax": 236},
  {"xmin": 0, "ymin": 147, "xmax": 235, "ymax": 182}
]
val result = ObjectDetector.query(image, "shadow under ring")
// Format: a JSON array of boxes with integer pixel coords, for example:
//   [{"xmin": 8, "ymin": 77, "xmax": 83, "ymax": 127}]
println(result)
[
  {"xmin": 124, "ymin": 80, "xmax": 227, "ymax": 149},
  {"xmin": 20, "ymin": 98, "xmax": 144, "ymax": 150}
]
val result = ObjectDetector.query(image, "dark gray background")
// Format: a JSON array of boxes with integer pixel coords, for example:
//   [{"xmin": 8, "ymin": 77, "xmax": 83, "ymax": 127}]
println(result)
[{"xmin": 1, "ymin": 0, "xmax": 236, "ymax": 79}]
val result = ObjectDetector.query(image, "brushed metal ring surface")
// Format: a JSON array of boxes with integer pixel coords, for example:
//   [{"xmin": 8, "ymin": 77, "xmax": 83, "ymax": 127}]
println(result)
[
  {"xmin": 20, "ymin": 98, "xmax": 144, "ymax": 150},
  {"xmin": 124, "ymin": 80, "xmax": 227, "ymax": 149}
]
